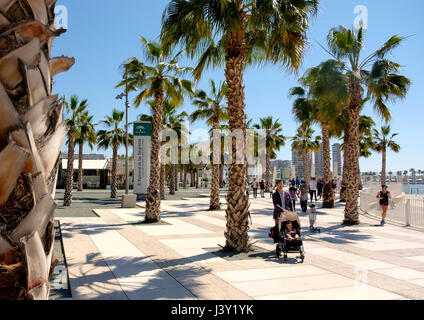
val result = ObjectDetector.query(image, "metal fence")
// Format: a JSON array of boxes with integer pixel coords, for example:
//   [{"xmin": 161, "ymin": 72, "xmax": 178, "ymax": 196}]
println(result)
[{"xmin": 360, "ymin": 184, "xmax": 424, "ymax": 228}]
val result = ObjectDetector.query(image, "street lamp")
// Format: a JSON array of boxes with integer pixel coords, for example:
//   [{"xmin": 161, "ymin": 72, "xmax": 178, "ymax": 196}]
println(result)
[{"xmin": 116, "ymin": 84, "xmax": 131, "ymax": 195}]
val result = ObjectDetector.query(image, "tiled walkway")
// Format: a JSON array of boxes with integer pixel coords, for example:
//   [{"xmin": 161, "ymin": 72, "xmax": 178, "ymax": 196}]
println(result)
[{"xmin": 59, "ymin": 195, "xmax": 424, "ymax": 300}]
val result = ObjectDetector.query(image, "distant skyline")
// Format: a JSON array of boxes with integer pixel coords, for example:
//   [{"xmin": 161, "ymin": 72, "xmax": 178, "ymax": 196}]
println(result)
[{"xmin": 53, "ymin": 0, "xmax": 424, "ymax": 172}]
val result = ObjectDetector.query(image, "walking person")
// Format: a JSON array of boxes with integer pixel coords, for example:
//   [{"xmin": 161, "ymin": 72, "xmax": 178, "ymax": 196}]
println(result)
[
  {"xmin": 309, "ymin": 177, "xmax": 318, "ymax": 202},
  {"xmin": 260, "ymin": 179, "xmax": 265, "ymax": 198},
  {"xmin": 299, "ymin": 180, "xmax": 309, "ymax": 213},
  {"xmin": 289, "ymin": 183, "xmax": 298, "ymax": 211},
  {"xmin": 317, "ymin": 178, "xmax": 324, "ymax": 200},
  {"xmin": 377, "ymin": 185, "xmax": 391, "ymax": 226},
  {"xmin": 295, "ymin": 177, "xmax": 300, "ymax": 189},
  {"xmin": 272, "ymin": 180, "xmax": 294, "ymax": 225},
  {"xmin": 245, "ymin": 180, "xmax": 250, "ymax": 198},
  {"xmin": 252, "ymin": 178, "xmax": 259, "ymax": 199}
]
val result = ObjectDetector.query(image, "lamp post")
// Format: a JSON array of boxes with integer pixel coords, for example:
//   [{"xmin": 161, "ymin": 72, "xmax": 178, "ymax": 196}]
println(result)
[{"xmin": 116, "ymin": 78, "xmax": 130, "ymax": 195}]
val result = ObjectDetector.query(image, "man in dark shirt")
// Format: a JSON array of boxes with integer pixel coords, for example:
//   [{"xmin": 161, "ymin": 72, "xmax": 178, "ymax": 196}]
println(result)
[{"xmin": 272, "ymin": 180, "xmax": 294, "ymax": 225}]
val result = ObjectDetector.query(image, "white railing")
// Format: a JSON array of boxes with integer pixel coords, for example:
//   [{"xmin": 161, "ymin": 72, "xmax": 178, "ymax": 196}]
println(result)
[{"xmin": 360, "ymin": 184, "xmax": 424, "ymax": 228}]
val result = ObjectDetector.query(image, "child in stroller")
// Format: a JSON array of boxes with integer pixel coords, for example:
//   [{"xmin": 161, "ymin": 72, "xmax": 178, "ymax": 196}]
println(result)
[{"xmin": 276, "ymin": 211, "xmax": 305, "ymax": 263}]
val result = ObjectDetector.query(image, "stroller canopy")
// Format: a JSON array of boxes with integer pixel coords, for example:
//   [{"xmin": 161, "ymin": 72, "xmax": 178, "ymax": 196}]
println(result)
[{"xmin": 278, "ymin": 211, "xmax": 301, "ymax": 231}]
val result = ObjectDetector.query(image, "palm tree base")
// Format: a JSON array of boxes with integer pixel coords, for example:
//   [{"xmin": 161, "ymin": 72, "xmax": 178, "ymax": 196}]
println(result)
[
  {"xmin": 322, "ymin": 202, "xmax": 335, "ymax": 209},
  {"xmin": 342, "ymin": 219, "xmax": 360, "ymax": 226},
  {"xmin": 209, "ymin": 205, "xmax": 221, "ymax": 211},
  {"xmin": 144, "ymin": 217, "xmax": 161, "ymax": 224}
]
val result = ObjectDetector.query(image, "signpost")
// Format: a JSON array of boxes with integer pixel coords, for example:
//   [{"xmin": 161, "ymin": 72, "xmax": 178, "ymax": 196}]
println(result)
[{"xmin": 133, "ymin": 122, "xmax": 151, "ymax": 200}]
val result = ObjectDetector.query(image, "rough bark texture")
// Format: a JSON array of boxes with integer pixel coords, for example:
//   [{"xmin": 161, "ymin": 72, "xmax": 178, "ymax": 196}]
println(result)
[
  {"xmin": 343, "ymin": 82, "xmax": 362, "ymax": 225},
  {"xmin": 321, "ymin": 122, "xmax": 334, "ymax": 208},
  {"xmin": 381, "ymin": 148, "xmax": 386, "ymax": 186},
  {"xmin": 340, "ymin": 129, "xmax": 349, "ymax": 203},
  {"xmin": 224, "ymin": 33, "xmax": 251, "ymax": 252},
  {"xmin": 145, "ymin": 90, "xmax": 163, "ymax": 223},
  {"xmin": 210, "ymin": 121, "xmax": 221, "ymax": 210},
  {"xmin": 174, "ymin": 164, "xmax": 178, "ymax": 192},
  {"xmin": 219, "ymin": 164, "xmax": 224, "ymax": 188},
  {"xmin": 303, "ymin": 149, "xmax": 309, "ymax": 187},
  {"xmin": 0, "ymin": 0, "xmax": 73, "ymax": 300},
  {"xmin": 77, "ymin": 142, "xmax": 83, "ymax": 192},
  {"xmin": 63, "ymin": 130, "xmax": 74, "ymax": 206},
  {"xmin": 265, "ymin": 148, "xmax": 271, "ymax": 192},
  {"xmin": 110, "ymin": 142, "xmax": 118, "ymax": 199},
  {"xmin": 160, "ymin": 164, "xmax": 165, "ymax": 200},
  {"xmin": 169, "ymin": 164, "xmax": 175, "ymax": 195}
]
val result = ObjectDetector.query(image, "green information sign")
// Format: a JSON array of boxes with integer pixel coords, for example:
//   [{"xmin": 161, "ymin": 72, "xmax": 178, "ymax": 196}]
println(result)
[{"xmin": 134, "ymin": 122, "xmax": 152, "ymax": 137}]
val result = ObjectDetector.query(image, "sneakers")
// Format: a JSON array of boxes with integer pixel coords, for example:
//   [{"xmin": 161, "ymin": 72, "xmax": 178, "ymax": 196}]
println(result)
[{"xmin": 380, "ymin": 220, "xmax": 386, "ymax": 226}]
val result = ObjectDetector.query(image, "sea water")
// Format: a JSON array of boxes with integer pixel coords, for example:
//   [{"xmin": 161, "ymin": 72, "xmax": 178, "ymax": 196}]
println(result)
[{"xmin": 403, "ymin": 184, "xmax": 424, "ymax": 195}]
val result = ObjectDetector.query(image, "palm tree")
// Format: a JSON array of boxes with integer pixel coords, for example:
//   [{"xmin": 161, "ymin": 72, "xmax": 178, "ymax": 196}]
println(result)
[
  {"xmin": 117, "ymin": 37, "xmax": 193, "ymax": 223},
  {"xmin": 190, "ymin": 80, "xmax": 228, "ymax": 210},
  {"xmin": 97, "ymin": 109, "xmax": 133, "ymax": 199},
  {"xmin": 325, "ymin": 26, "xmax": 410, "ymax": 224},
  {"xmin": 161, "ymin": 0, "xmax": 319, "ymax": 252},
  {"xmin": 75, "ymin": 112, "xmax": 97, "ymax": 192},
  {"xmin": 291, "ymin": 127, "xmax": 321, "ymax": 186},
  {"xmin": 253, "ymin": 117, "xmax": 286, "ymax": 193},
  {"xmin": 372, "ymin": 125, "xmax": 400, "ymax": 185},
  {"xmin": 290, "ymin": 60, "xmax": 349, "ymax": 208},
  {"xmin": 0, "ymin": 0, "xmax": 73, "ymax": 300},
  {"xmin": 63, "ymin": 96, "xmax": 89, "ymax": 206}
]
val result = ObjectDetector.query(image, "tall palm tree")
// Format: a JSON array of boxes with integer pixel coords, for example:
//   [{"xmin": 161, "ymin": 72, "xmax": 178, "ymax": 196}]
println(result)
[
  {"xmin": 190, "ymin": 80, "xmax": 228, "ymax": 210},
  {"xmin": 167, "ymin": 110, "xmax": 189, "ymax": 196},
  {"xmin": 290, "ymin": 60, "xmax": 349, "ymax": 208},
  {"xmin": 325, "ymin": 25, "xmax": 410, "ymax": 224},
  {"xmin": 291, "ymin": 127, "xmax": 321, "ymax": 186},
  {"xmin": 97, "ymin": 109, "xmax": 133, "ymax": 199},
  {"xmin": 161, "ymin": 0, "xmax": 319, "ymax": 252},
  {"xmin": 253, "ymin": 117, "xmax": 286, "ymax": 193},
  {"xmin": 117, "ymin": 37, "xmax": 193, "ymax": 223},
  {"xmin": 331, "ymin": 111, "xmax": 375, "ymax": 202},
  {"xmin": 63, "ymin": 96, "xmax": 88, "ymax": 206},
  {"xmin": 75, "ymin": 112, "xmax": 97, "ymax": 192},
  {"xmin": 372, "ymin": 125, "xmax": 400, "ymax": 185},
  {"xmin": 0, "ymin": 0, "xmax": 73, "ymax": 300}
]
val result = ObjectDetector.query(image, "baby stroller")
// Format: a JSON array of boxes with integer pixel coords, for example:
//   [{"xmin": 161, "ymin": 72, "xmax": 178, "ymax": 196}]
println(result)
[{"xmin": 276, "ymin": 211, "xmax": 305, "ymax": 263}]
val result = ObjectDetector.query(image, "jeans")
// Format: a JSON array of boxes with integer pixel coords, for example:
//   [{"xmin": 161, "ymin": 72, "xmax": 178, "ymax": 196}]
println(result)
[
  {"xmin": 292, "ymin": 199, "xmax": 296, "ymax": 211},
  {"xmin": 310, "ymin": 190, "xmax": 317, "ymax": 202},
  {"xmin": 260, "ymin": 189, "xmax": 265, "ymax": 198},
  {"xmin": 300, "ymin": 200, "xmax": 308, "ymax": 213},
  {"xmin": 253, "ymin": 189, "xmax": 258, "ymax": 198}
]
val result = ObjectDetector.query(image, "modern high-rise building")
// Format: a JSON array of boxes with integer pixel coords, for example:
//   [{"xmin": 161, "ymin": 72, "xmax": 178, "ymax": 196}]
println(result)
[
  {"xmin": 332, "ymin": 143, "xmax": 343, "ymax": 177},
  {"xmin": 314, "ymin": 145, "xmax": 324, "ymax": 177}
]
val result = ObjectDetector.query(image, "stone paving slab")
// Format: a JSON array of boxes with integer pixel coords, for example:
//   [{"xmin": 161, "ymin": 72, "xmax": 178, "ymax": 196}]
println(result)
[{"xmin": 58, "ymin": 194, "xmax": 424, "ymax": 300}]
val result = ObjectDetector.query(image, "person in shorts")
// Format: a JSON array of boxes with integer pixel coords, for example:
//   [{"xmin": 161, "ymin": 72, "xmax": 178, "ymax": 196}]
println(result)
[{"xmin": 377, "ymin": 185, "xmax": 391, "ymax": 226}]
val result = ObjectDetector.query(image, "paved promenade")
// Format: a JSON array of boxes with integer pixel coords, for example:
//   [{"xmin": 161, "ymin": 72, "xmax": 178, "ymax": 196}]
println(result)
[{"xmin": 58, "ymin": 193, "xmax": 424, "ymax": 300}]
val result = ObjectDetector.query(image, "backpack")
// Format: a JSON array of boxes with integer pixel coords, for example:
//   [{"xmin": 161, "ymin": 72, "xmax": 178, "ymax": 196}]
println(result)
[{"xmin": 269, "ymin": 226, "xmax": 280, "ymax": 243}]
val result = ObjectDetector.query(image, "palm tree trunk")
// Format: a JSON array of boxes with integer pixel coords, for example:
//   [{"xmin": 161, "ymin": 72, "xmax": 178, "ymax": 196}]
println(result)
[
  {"xmin": 145, "ymin": 90, "xmax": 163, "ymax": 222},
  {"xmin": 340, "ymin": 129, "xmax": 349, "ymax": 203},
  {"xmin": 381, "ymin": 148, "xmax": 386, "ymax": 185},
  {"xmin": 210, "ymin": 121, "xmax": 221, "ymax": 211},
  {"xmin": 303, "ymin": 149, "xmax": 310, "ymax": 187},
  {"xmin": 169, "ymin": 164, "xmax": 176, "ymax": 195},
  {"xmin": 64, "ymin": 132, "xmax": 75, "ymax": 206},
  {"xmin": 77, "ymin": 142, "xmax": 83, "ymax": 192},
  {"xmin": 183, "ymin": 169, "xmax": 187, "ymax": 189},
  {"xmin": 219, "ymin": 164, "xmax": 224, "ymax": 188},
  {"xmin": 174, "ymin": 164, "xmax": 179, "ymax": 192},
  {"xmin": 343, "ymin": 82, "xmax": 362, "ymax": 225},
  {"xmin": 224, "ymin": 35, "xmax": 250, "ymax": 252},
  {"xmin": 265, "ymin": 148, "xmax": 271, "ymax": 193},
  {"xmin": 0, "ymin": 0, "xmax": 72, "ymax": 300},
  {"xmin": 322, "ymin": 122, "xmax": 334, "ymax": 208},
  {"xmin": 160, "ymin": 164, "xmax": 165, "ymax": 200},
  {"xmin": 111, "ymin": 142, "xmax": 118, "ymax": 199}
]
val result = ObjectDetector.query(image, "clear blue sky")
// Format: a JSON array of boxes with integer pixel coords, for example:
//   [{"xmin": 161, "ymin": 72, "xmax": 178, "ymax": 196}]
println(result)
[{"xmin": 53, "ymin": 0, "xmax": 424, "ymax": 173}]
